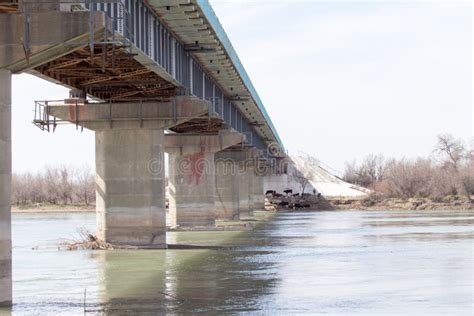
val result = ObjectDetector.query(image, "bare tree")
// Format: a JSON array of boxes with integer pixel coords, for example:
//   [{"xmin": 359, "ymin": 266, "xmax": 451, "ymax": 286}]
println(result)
[
  {"xmin": 383, "ymin": 158, "xmax": 433, "ymax": 198},
  {"xmin": 343, "ymin": 160, "xmax": 359, "ymax": 185},
  {"xmin": 75, "ymin": 165, "xmax": 95, "ymax": 206},
  {"xmin": 457, "ymin": 151, "xmax": 474, "ymax": 200},
  {"xmin": 11, "ymin": 166, "xmax": 96, "ymax": 206},
  {"xmin": 292, "ymin": 164, "xmax": 311, "ymax": 194},
  {"xmin": 44, "ymin": 167, "xmax": 61, "ymax": 204},
  {"xmin": 364, "ymin": 154, "xmax": 386, "ymax": 183},
  {"xmin": 343, "ymin": 154, "xmax": 385, "ymax": 188},
  {"xmin": 12, "ymin": 173, "xmax": 27, "ymax": 205},
  {"xmin": 435, "ymin": 134, "xmax": 465, "ymax": 170},
  {"xmin": 59, "ymin": 166, "xmax": 74, "ymax": 205}
]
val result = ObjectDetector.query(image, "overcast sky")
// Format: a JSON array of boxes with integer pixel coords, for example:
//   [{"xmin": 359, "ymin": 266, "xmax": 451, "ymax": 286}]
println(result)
[{"xmin": 11, "ymin": 0, "xmax": 472, "ymax": 174}]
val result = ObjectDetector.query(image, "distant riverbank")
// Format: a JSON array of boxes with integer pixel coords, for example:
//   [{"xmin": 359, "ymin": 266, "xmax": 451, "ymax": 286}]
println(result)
[
  {"xmin": 12, "ymin": 204, "xmax": 95, "ymax": 213},
  {"xmin": 266, "ymin": 194, "xmax": 473, "ymax": 212},
  {"xmin": 332, "ymin": 196, "xmax": 473, "ymax": 211},
  {"xmin": 12, "ymin": 196, "xmax": 474, "ymax": 214}
]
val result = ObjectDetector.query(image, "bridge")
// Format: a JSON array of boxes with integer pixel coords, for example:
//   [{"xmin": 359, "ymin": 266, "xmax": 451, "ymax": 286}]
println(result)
[{"xmin": 0, "ymin": 0, "xmax": 286, "ymax": 306}]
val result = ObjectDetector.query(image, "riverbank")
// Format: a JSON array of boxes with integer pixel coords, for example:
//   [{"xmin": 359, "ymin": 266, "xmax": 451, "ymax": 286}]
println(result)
[
  {"xmin": 12, "ymin": 204, "xmax": 95, "ymax": 213},
  {"xmin": 332, "ymin": 196, "xmax": 473, "ymax": 211},
  {"xmin": 12, "ymin": 196, "xmax": 474, "ymax": 214},
  {"xmin": 265, "ymin": 194, "xmax": 473, "ymax": 212}
]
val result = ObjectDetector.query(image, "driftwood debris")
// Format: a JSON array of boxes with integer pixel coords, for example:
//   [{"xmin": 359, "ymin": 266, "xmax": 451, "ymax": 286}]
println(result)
[{"xmin": 60, "ymin": 228, "xmax": 113, "ymax": 251}]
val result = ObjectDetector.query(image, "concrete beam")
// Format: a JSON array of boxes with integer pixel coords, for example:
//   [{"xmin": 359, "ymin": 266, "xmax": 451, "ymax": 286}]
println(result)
[
  {"xmin": 164, "ymin": 130, "xmax": 244, "ymax": 154},
  {"xmin": 96, "ymin": 129, "xmax": 167, "ymax": 248},
  {"xmin": 0, "ymin": 11, "xmax": 105, "ymax": 73},
  {"xmin": 0, "ymin": 69, "xmax": 12, "ymax": 307},
  {"xmin": 19, "ymin": 0, "xmax": 60, "ymax": 12},
  {"xmin": 166, "ymin": 130, "xmax": 243, "ymax": 228},
  {"xmin": 148, "ymin": 0, "xmax": 191, "ymax": 8},
  {"xmin": 46, "ymin": 96, "xmax": 210, "ymax": 130}
]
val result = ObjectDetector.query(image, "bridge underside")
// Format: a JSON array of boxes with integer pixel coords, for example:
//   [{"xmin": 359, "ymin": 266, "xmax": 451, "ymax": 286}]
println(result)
[
  {"xmin": 35, "ymin": 45, "xmax": 177, "ymax": 101},
  {"xmin": 35, "ymin": 44, "xmax": 225, "ymax": 133}
]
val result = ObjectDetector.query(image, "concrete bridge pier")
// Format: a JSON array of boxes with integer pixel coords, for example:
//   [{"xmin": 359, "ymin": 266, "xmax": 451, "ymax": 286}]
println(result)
[
  {"xmin": 46, "ymin": 96, "xmax": 211, "ymax": 247},
  {"xmin": 166, "ymin": 131, "xmax": 244, "ymax": 228},
  {"xmin": 238, "ymin": 168, "xmax": 252, "ymax": 218},
  {"xmin": 215, "ymin": 155, "xmax": 240, "ymax": 221},
  {"xmin": 96, "ymin": 129, "xmax": 167, "ymax": 248},
  {"xmin": 168, "ymin": 150, "xmax": 216, "ymax": 228},
  {"xmin": 248, "ymin": 165, "xmax": 265, "ymax": 212},
  {"xmin": 237, "ymin": 151, "xmax": 266, "ymax": 217},
  {"xmin": 0, "ymin": 69, "xmax": 12, "ymax": 306},
  {"xmin": 214, "ymin": 149, "xmax": 263, "ymax": 219},
  {"xmin": 0, "ymin": 3, "xmax": 111, "ymax": 304}
]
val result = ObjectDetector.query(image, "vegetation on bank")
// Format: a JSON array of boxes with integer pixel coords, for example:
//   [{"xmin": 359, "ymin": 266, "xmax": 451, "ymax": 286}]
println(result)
[
  {"xmin": 12, "ymin": 165, "xmax": 95, "ymax": 207},
  {"xmin": 11, "ymin": 134, "xmax": 473, "ymax": 212},
  {"xmin": 332, "ymin": 195, "xmax": 473, "ymax": 211},
  {"xmin": 342, "ymin": 134, "xmax": 473, "ymax": 202}
]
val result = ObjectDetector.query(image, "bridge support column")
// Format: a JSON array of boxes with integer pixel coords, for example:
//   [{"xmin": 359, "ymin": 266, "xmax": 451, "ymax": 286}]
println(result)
[
  {"xmin": 238, "ymin": 168, "xmax": 252, "ymax": 218},
  {"xmin": 168, "ymin": 150, "xmax": 216, "ymax": 227},
  {"xmin": 96, "ymin": 129, "xmax": 167, "ymax": 248},
  {"xmin": 44, "ymin": 96, "xmax": 210, "ymax": 245},
  {"xmin": 166, "ymin": 131, "xmax": 244, "ymax": 228},
  {"xmin": 214, "ymin": 149, "xmax": 262, "ymax": 219},
  {"xmin": 0, "ymin": 69, "xmax": 12, "ymax": 306},
  {"xmin": 249, "ymin": 166, "xmax": 265, "ymax": 212},
  {"xmin": 215, "ymin": 156, "xmax": 240, "ymax": 220}
]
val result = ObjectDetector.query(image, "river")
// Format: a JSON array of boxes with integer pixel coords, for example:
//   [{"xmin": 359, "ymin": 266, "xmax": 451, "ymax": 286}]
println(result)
[{"xmin": 1, "ymin": 210, "xmax": 473, "ymax": 315}]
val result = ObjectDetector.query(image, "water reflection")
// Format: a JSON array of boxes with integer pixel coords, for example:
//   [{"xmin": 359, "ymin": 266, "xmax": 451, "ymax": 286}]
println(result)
[
  {"xmin": 92, "ymin": 248, "xmax": 279, "ymax": 314},
  {"xmin": 2, "ymin": 210, "xmax": 473, "ymax": 315}
]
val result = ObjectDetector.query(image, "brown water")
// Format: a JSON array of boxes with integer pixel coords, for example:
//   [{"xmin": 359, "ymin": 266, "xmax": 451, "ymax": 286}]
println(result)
[{"xmin": 1, "ymin": 210, "xmax": 473, "ymax": 315}]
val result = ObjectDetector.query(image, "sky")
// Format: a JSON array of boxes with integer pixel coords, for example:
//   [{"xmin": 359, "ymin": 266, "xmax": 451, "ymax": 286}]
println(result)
[{"xmin": 11, "ymin": 0, "xmax": 472, "ymax": 174}]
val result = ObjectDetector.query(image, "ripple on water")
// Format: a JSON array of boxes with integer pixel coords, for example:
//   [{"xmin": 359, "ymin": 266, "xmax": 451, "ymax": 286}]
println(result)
[{"xmin": 1, "ymin": 210, "xmax": 472, "ymax": 315}]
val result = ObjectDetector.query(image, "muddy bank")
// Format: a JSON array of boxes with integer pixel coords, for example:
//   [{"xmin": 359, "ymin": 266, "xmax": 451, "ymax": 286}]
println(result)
[
  {"xmin": 265, "ymin": 194, "xmax": 335, "ymax": 211},
  {"xmin": 265, "ymin": 194, "xmax": 473, "ymax": 212}
]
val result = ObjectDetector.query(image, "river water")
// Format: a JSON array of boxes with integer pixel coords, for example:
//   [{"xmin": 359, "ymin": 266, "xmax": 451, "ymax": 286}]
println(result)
[{"xmin": 1, "ymin": 210, "xmax": 473, "ymax": 315}]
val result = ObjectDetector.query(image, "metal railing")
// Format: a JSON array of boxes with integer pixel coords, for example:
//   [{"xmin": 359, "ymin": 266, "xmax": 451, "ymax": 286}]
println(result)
[
  {"xmin": 33, "ymin": 99, "xmax": 87, "ymax": 132},
  {"xmin": 32, "ymin": 97, "xmax": 216, "ymax": 132}
]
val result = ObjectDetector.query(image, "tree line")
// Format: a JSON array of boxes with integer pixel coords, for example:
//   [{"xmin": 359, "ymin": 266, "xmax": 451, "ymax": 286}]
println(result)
[
  {"xmin": 12, "ymin": 165, "xmax": 95, "ymax": 206},
  {"xmin": 343, "ymin": 134, "xmax": 473, "ymax": 200},
  {"xmin": 11, "ymin": 134, "xmax": 472, "ymax": 206}
]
